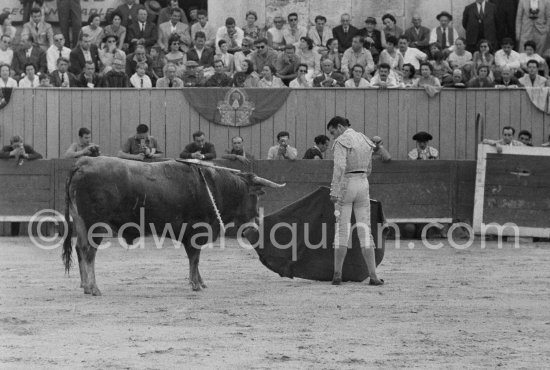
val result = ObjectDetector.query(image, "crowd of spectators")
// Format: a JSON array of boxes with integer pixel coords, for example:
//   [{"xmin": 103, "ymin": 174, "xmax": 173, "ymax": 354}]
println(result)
[{"xmin": 2, "ymin": 1, "xmax": 550, "ymax": 89}]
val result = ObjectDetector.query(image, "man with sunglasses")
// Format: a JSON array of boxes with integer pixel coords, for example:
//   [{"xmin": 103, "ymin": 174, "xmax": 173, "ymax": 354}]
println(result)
[
  {"xmin": 283, "ymin": 13, "xmax": 307, "ymax": 45},
  {"xmin": 267, "ymin": 15, "xmax": 286, "ymax": 52},
  {"xmin": 249, "ymin": 38, "xmax": 278, "ymax": 73},
  {"xmin": 46, "ymin": 33, "xmax": 71, "ymax": 73},
  {"xmin": 289, "ymin": 63, "xmax": 311, "ymax": 87},
  {"xmin": 0, "ymin": 36, "xmax": 13, "ymax": 66}
]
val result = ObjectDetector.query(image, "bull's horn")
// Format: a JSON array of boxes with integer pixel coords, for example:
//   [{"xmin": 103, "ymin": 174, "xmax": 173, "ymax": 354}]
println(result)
[{"xmin": 252, "ymin": 176, "xmax": 286, "ymax": 188}]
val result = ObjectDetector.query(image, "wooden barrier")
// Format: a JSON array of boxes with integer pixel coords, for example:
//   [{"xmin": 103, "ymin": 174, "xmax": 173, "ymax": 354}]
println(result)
[{"xmin": 1, "ymin": 88, "xmax": 548, "ymax": 161}]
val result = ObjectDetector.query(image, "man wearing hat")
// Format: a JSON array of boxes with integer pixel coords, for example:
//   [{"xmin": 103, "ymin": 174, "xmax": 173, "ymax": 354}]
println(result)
[
  {"xmin": 144, "ymin": 1, "xmax": 162, "ymax": 23},
  {"xmin": 359, "ymin": 16, "xmax": 385, "ymax": 64},
  {"xmin": 182, "ymin": 60, "xmax": 204, "ymax": 86},
  {"xmin": 429, "ymin": 11, "xmax": 460, "ymax": 53},
  {"xmin": 408, "ymin": 131, "xmax": 439, "ymax": 160},
  {"xmin": 158, "ymin": 7, "xmax": 191, "ymax": 53}
]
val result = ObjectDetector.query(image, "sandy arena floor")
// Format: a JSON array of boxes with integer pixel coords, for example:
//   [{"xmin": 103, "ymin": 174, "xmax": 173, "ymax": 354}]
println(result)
[{"xmin": 1, "ymin": 237, "xmax": 549, "ymax": 369}]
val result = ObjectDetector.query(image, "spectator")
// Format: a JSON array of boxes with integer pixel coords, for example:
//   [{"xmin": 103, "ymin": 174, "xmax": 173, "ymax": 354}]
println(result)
[
  {"xmin": 483, "ymin": 126, "xmax": 524, "ymax": 151},
  {"xmin": 359, "ymin": 17, "xmax": 385, "ymax": 64},
  {"xmin": 241, "ymin": 10, "xmax": 262, "ymax": 42},
  {"xmin": 18, "ymin": 63, "xmax": 39, "ymax": 88},
  {"xmin": 187, "ymin": 31, "xmax": 214, "ymax": 68},
  {"xmin": 516, "ymin": 0, "xmax": 550, "ymax": 53},
  {"xmin": 46, "ymin": 33, "xmax": 71, "ymax": 73},
  {"xmin": 267, "ymin": 15, "xmax": 286, "ymax": 52},
  {"xmin": 64, "ymin": 127, "xmax": 100, "ymax": 158},
  {"xmin": 429, "ymin": 11, "xmax": 459, "ymax": 53},
  {"xmin": 12, "ymin": 35, "xmax": 47, "ymax": 77},
  {"xmin": 144, "ymin": 1, "xmax": 161, "ymax": 24},
  {"xmin": 408, "ymin": 131, "xmax": 439, "ymax": 160},
  {"xmin": 267, "ymin": 131, "xmax": 298, "ymax": 160},
  {"xmin": 398, "ymin": 35, "xmax": 427, "ymax": 70},
  {"xmin": 371, "ymin": 136, "xmax": 392, "ymax": 162},
  {"xmin": 80, "ymin": 13, "xmax": 103, "ymax": 47},
  {"xmin": 468, "ymin": 65, "xmax": 496, "ymax": 86},
  {"xmin": 289, "ymin": 63, "xmax": 312, "ymax": 87},
  {"xmin": 401, "ymin": 63, "xmax": 418, "ymax": 87},
  {"xmin": 50, "ymin": 57, "xmax": 77, "ymax": 87},
  {"xmin": 21, "ymin": 7, "xmax": 54, "ymax": 51},
  {"xmin": 444, "ymin": 68, "xmax": 468, "ymax": 88},
  {"xmin": 404, "ymin": 14, "xmax": 431, "ymax": 54},
  {"xmin": 181, "ymin": 60, "xmax": 205, "ymax": 86},
  {"xmin": 0, "ymin": 35, "xmax": 13, "ymax": 66},
  {"xmin": 232, "ymin": 59, "xmax": 259, "ymax": 87},
  {"xmin": 158, "ymin": 8, "xmax": 191, "ymax": 54},
  {"xmin": 314, "ymin": 59, "xmax": 345, "ymax": 87},
  {"xmin": 519, "ymin": 59, "xmax": 547, "ymax": 86},
  {"xmin": 69, "ymin": 33, "xmax": 100, "ymax": 74},
  {"xmin": 101, "ymin": 58, "xmax": 129, "ymax": 87},
  {"xmin": 258, "ymin": 65, "xmax": 285, "ymax": 88},
  {"xmin": 118, "ymin": 124, "xmax": 163, "ymax": 161},
  {"xmin": 180, "ymin": 131, "xmax": 216, "ymax": 160},
  {"xmin": 472, "ymin": 39, "xmax": 495, "ymax": 77},
  {"xmin": 249, "ymin": 37, "xmax": 277, "ymax": 74},
  {"xmin": 518, "ymin": 130, "xmax": 533, "ymax": 146},
  {"xmin": 0, "ymin": 12, "xmax": 17, "ymax": 43},
  {"xmin": 115, "ymin": 0, "xmax": 141, "ymax": 29},
  {"xmin": 332, "ymin": 13, "xmax": 359, "ymax": 53},
  {"xmin": 99, "ymin": 34, "xmax": 126, "ymax": 74},
  {"xmin": 324, "ymin": 38, "xmax": 342, "ymax": 71},
  {"xmin": 0, "ymin": 135, "xmax": 42, "ymax": 163},
  {"xmin": 276, "ymin": 44, "xmax": 300, "ymax": 85},
  {"xmin": 149, "ymin": 46, "xmax": 165, "ymax": 80},
  {"xmin": 127, "ymin": 7, "xmax": 157, "ymax": 53},
  {"xmin": 308, "ymin": 15, "xmax": 333, "ymax": 47},
  {"xmin": 163, "ymin": 36, "xmax": 186, "ymax": 77},
  {"xmin": 295, "ymin": 36, "xmax": 321, "ymax": 79},
  {"xmin": 127, "ymin": 44, "xmax": 154, "ymax": 79},
  {"xmin": 283, "ymin": 13, "xmax": 307, "ymax": 45},
  {"xmin": 222, "ymin": 136, "xmax": 254, "ymax": 164},
  {"xmin": 0, "ymin": 63, "xmax": 16, "ymax": 87},
  {"xmin": 130, "ymin": 62, "xmax": 153, "ymax": 88},
  {"xmin": 379, "ymin": 36, "xmax": 404, "ymax": 78},
  {"xmin": 156, "ymin": 63, "xmax": 184, "ymax": 87},
  {"xmin": 217, "ymin": 40, "xmax": 234, "ymax": 75},
  {"xmin": 382, "ymin": 13, "xmax": 403, "ymax": 40},
  {"xmin": 448, "ymin": 38, "xmax": 474, "ymax": 74},
  {"xmin": 188, "ymin": 6, "xmax": 199, "ymax": 26},
  {"xmin": 414, "ymin": 62, "xmax": 441, "ymax": 87},
  {"xmin": 77, "ymin": 61, "xmax": 100, "ymax": 88},
  {"xmin": 103, "ymin": 11, "xmax": 126, "ymax": 50},
  {"xmin": 519, "ymin": 40, "xmax": 548, "ymax": 75},
  {"xmin": 216, "ymin": 17, "xmax": 244, "ymax": 54},
  {"xmin": 38, "ymin": 73, "xmax": 52, "ymax": 87},
  {"xmin": 428, "ymin": 42, "xmax": 443, "ymax": 61},
  {"xmin": 463, "ymin": 0, "xmax": 498, "ymax": 52},
  {"xmin": 303, "ymin": 135, "xmax": 330, "ymax": 159},
  {"xmin": 204, "ymin": 59, "xmax": 232, "ymax": 87},
  {"xmin": 430, "ymin": 51, "xmax": 453, "ymax": 82},
  {"xmin": 345, "ymin": 64, "xmax": 371, "ymax": 88},
  {"xmin": 494, "ymin": 66, "xmax": 522, "ymax": 87},
  {"xmin": 370, "ymin": 63, "xmax": 399, "ymax": 88},
  {"xmin": 494, "ymin": 37, "xmax": 521, "ymax": 74},
  {"xmin": 157, "ymin": 0, "xmax": 187, "ymax": 25},
  {"xmin": 191, "ymin": 9, "xmax": 215, "ymax": 48},
  {"xmin": 490, "ymin": 0, "xmax": 519, "ymax": 43},
  {"xmin": 341, "ymin": 35, "xmax": 375, "ymax": 78}
]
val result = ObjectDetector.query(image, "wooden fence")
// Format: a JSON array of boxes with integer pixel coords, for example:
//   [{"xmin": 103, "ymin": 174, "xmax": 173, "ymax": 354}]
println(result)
[{"xmin": 0, "ymin": 88, "xmax": 548, "ymax": 161}]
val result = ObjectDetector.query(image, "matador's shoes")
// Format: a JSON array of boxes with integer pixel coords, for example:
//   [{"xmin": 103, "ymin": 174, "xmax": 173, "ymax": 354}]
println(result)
[{"xmin": 331, "ymin": 272, "xmax": 342, "ymax": 285}]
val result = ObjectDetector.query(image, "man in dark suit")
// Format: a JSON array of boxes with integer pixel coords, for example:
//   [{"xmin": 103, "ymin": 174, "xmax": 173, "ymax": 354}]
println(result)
[
  {"xmin": 49, "ymin": 57, "xmax": 78, "ymax": 87},
  {"xmin": 126, "ymin": 7, "xmax": 158, "ymax": 53},
  {"xmin": 11, "ymin": 34, "xmax": 47, "ymax": 77},
  {"xmin": 404, "ymin": 15, "xmax": 431, "ymax": 54},
  {"xmin": 186, "ymin": 31, "xmax": 214, "ymax": 67},
  {"xmin": 332, "ymin": 13, "xmax": 359, "ymax": 53},
  {"xmin": 115, "ymin": 0, "xmax": 141, "ymax": 28},
  {"xmin": 126, "ymin": 45, "xmax": 154, "ymax": 78},
  {"xmin": 313, "ymin": 58, "xmax": 344, "ymax": 87},
  {"xmin": 489, "ymin": 0, "xmax": 519, "ymax": 46},
  {"xmin": 69, "ymin": 33, "xmax": 100, "ymax": 74},
  {"xmin": 463, "ymin": 0, "xmax": 498, "ymax": 52}
]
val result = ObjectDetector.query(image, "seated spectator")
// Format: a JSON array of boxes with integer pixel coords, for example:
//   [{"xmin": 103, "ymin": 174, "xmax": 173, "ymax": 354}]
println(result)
[
  {"xmin": 12, "ymin": 35, "xmax": 47, "ymax": 77},
  {"xmin": 130, "ymin": 62, "xmax": 153, "ymax": 88},
  {"xmin": 0, "ymin": 63, "xmax": 16, "ymax": 87},
  {"xmin": 289, "ymin": 63, "xmax": 311, "ymax": 87},
  {"xmin": 519, "ymin": 60, "xmax": 547, "ymax": 87},
  {"xmin": 443, "ymin": 68, "xmax": 467, "ymax": 88},
  {"xmin": 164, "ymin": 35, "xmax": 186, "ymax": 77},
  {"xmin": 430, "ymin": 51, "xmax": 452, "ymax": 82},
  {"xmin": 158, "ymin": 8, "xmax": 191, "ymax": 54},
  {"xmin": 101, "ymin": 58, "xmax": 129, "ymax": 87},
  {"xmin": 314, "ymin": 59, "xmax": 344, "ymax": 87},
  {"xmin": 308, "ymin": 15, "xmax": 333, "ymax": 48},
  {"xmin": 495, "ymin": 38, "xmax": 521, "ymax": 75},
  {"xmin": 295, "ymin": 36, "xmax": 321, "ymax": 79},
  {"xmin": 404, "ymin": 14, "xmax": 431, "ymax": 54},
  {"xmin": 427, "ymin": 42, "xmax": 442, "ymax": 61},
  {"xmin": 69, "ymin": 33, "xmax": 100, "ymax": 75},
  {"xmin": 398, "ymin": 35, "xmax": 427, "ymax": 71},
  {"xmin": 379, "ymin": 36, "xmax": 404, "ymax": 78},
  {"xmin": 191, "ymin": 10, "xmax": 216, "ymax": 49},
  {"xmin": 0, "ymin": 35, "xmax": 13, "ymax": 66},
  {"xmin": 204, "ymin": 59, "xmax": 232, "ymax": 87},
  {"xmin": 64, "ymin": 127, "xmax": 100, "ymax": 158},
  {"xmin": 232, "ymin": 59, "xmax": 259, "ymax": 87},
  {"xmin": 370, "ymin": 63, "xmax": 399, "ymax": 88},
  {"xmin": 188, "ymin": 6, "xmax": 199, "ymax": 26},
  {"xmin": 520, "ymin": 40, "xmax": 548, "ymax": 76},
  {"xmin": 276, "ymin": 44, "xmax": 300, "ymax": 85},
  {"xmin": 494, "ymin": 66, "xmax": 522, "ymax": 87},
  {"xmin": 216, "ymin": 40, "xmax": 234, "ymax": 76},
  {"xmin": 157, "ymin": 0, "xmax": 187, "ymax": 26},
  {"xmin": 46, "ymin": 33, "xmax": 71, "ymax": 73},
  {"xmin": 181, "ymin": 60, "xmax": 205, "ymax": 87},
  {"xmin": 341, "ymin": 35, "xmax": 375, "ymax": 79},
  {"xmin": 345, "ymin": 64, "xmax": 371, "ymax": 88},
  {"xmin": 233, "ymin": 37, "xmax": 254, "ymax": 73},
  {"xmin": 99, "ymin": 34, "xmax": 126, "ymax": 74},
  {"xmin": 249, "ymin": 38, "xmax": 278, "ymax": 74},
  {"xmin": 80, "ymin": 13, "xmax": 104, "ymax": 47},
  {"xmin": 0, "ymin": 12, "xmax": 17, "ymax": 42},
  {"xmin": 77, "ymin": 61, "xmax": 100, "ymax": 88},
  {"xmin": 0, "ymin": 135, "xmax": 43, "ymax": 163},
  {"xmin": 359, "ymin": 17, "xmax": 385, "ymax": 64},
  {"xmin": 222, "ymin": 136, "xmax": 254, "ymax": 164},
  {"xmin": 179, "ymin": 131, "xmax": 216, "ymax": 160},
  {"xmin": 242, "ymin": 11, "xmax": 262, "ymax": 43},
  {"xmin": 21, "ymin": 7, "xmax": 53, "ymax": 51},
  {"xmin": 448, "ymin": 37, "xmax": 473, "ymax": 77},
  {"xmin": 471, "ymin": 39, "xmax": 495, "ymax": 79},
  {"xmin": 518, "ymin": 130, "xmax": 533, "ymax": 146},
  {"xmin": 283, "ymin": 13, "xmax": 307, "ymax": 45},
  {"xmin": 324, "ymin": 38, "xmax": 341, "ymax": 71},
  {"xmin": 38, "ymin": 73, "xmax": 52, "ymax": 87},
  {"xmin": 216, "ymin": 17, "xmax": 244, "ymax": 54},
  {"xmin": 118, "ymin": 124, "xmax": 163, "ymax": 161},
  {"xmin": 408, "ymin": 131, "xmax": 439, "ymax": 160},
  {"xmin": 149, "ymin": 46, "xmax": 164, "ymax": 80},
  {"xmin": 187, "ymin": 32, "xmax": 214, "ymax": 68},
  {"xmin": 401, "ymin": 63, "xmax": 418, "ymax": 87},
  {"xmin": 267, "ymin": 15, "xmax": 286, "ymax": 52},
  {"xmin": 382, "ymin": 13, "xmax": 403, "ymax": 40},
  {"xmin": 371, "ymin": 136, "xmax": 392, "ymax": 162},
  {"xmin": 267, "ymin": 131, "xmax": 298, "ymax": 160},
  {"xmin": 103, "ymin": 11, "xmax": 126, "ymax": 50},
  {"xmin": 18, "ymin": 63, "xmax": 39, "ymax": 88},
  {"xmin": 258, "ymin": 65, "xmax": 285, "ymax": 88},
  {"xmin": 332, "ymin": 13, "xmax": 359, "ymax": 53},
  {"xmin": 467, "ymin": 65, "xmax": 495, "ymax": 87},
  {"xmin": 126, "ymin": 7, "xmax": 157, "ymax": 53},
  {"xmin": 156, "ymin": 63, "xmax": 183, "ymax": 87},
  {"xmin": 483, "ymin": 126, "xmax": 524, "ymax": 151},
  {"xmin": 303, "ymin": 135, "xmax": 330, "ymax": 159},
  {"xmin": 114, "ymin": 0, "xmax": 140, "ymax": 29},
  {"xmin": 127, "ymin": 44, "xmax": 154, "ymax": 78},
  {"xmin": 50, "ymin": 57, "xmax": 78, "ymax": 87},
  {"xmin": 414, "ymin": 62, "xmax": 441, "ymax": 87},
  {"xmin": 429, "ymin": 11, "xmax": 459, "ymax": 54}
]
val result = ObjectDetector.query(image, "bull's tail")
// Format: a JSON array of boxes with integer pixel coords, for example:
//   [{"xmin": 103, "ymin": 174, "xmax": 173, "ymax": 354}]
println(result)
[{"xmin": 62, "ymin": 166, "xmax": 79, "ymax": 274}]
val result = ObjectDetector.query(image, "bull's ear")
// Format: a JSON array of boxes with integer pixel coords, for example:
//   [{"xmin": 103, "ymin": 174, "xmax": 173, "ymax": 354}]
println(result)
[{"xmin": 250, "ymin": 186, "xmax": 266, "ymax": 196}]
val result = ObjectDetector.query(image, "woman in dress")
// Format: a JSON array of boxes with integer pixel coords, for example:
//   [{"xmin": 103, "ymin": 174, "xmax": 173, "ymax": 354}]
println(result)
[
  {"xmin": 232, "ymin": 59, "xmax": 259, "ymax": 87},
  {"xmin": 382, "ymin": 14, "xmax": 403, "ymax": 40},
  {"xmin": 103, "ymin": 11, "xmax": 126, "ymax": 51},
  {"xmin": 401, "ymin": 63, "xmax": 418, "ymax": 87},
  {"xmin": 414, "ymin": 62, "xmax": 441, "ymax": 87},
  {"xmin": 448, "ymin": 37, "xmax": 473, "ymax": 79},
  {"xmin": 98, "ymin": 34, "xmax": 126, "ymax": 74},
  {"xmin": 379, "ymin": 36, "xmax": 403, "ymax": 79},
  {"xmin": 242, "ymin": 10, "xmax": 262, "ymax": 42},
  {"xmin": 345, "ymin": 64, "xmax": 371, "ymax": 88},
  {"xmin": 467, "ymin": 65, "xmax": 495, "ymax": 87},
  {"xmin": 258, "ymin": 64, "xmax": 285, "ymax": 88},
  {"xmin": 80, "ymin": 13, "xmax": 104, "ymax": 47},
  {"xmin": 164, "ymin": 35, "xmax": 186, "ymax": 78},
  {"xmin": 471, "ymin": 39, "xmax": 495, "ymax": 78},
  {"xmin": 295, "ymin": 36, "xmax": 321, "ymax": 80}
]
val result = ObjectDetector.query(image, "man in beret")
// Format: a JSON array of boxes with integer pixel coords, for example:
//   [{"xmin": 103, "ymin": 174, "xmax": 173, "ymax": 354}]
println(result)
[
  {"xmin": 429, "ymin": 11, "xmax": 460, "ymax": 54},
  {"xmin": 408, "ymin": 131, "xmax": 439, "ymax": 160}
]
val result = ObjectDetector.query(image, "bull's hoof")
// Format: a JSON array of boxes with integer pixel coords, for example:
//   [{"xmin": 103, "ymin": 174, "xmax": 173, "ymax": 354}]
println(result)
[
  {"xmin": 190, "ymin": 281, "xmax": 202, "ymax": 291},
  {"xmin": 91, "ymin": 287, "xmax": 102, "ymax": 296},
  {"xmin": 200, "ymin": 282, "xmax": 208, "ymax": 289},
  {"xmin": 83, "ymin": 286, "xmax": 92, "ymax": 294}
]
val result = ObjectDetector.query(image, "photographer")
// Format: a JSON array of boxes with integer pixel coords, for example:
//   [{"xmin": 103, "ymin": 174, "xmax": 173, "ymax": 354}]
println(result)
[
  {"xmin": 64, "ymin": 127, "xmax": 100, "ymax": 158},
  {"xmin": 118, "ymin": 124, "xmax": 163, "ymax": 161},
  {"xmin": 267, "ymin": 131, "xmax": 298, "ymax": 160},
  {"xmin": 0, "ymin": 135, "xmax": 43, "ymax": 164}
]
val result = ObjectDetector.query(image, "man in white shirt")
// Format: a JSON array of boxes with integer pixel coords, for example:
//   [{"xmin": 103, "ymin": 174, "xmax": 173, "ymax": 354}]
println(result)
[
  {"xmin": 397, "ymin": 35, "xmax": 427, "ymax": 70},
  {"xmin": 191, "ymin": 9, "xmax": 216, "ymax": 48},
  {"xmin": 307, "ymin": 15, "xmax": 333, "ymax": 47},
  {"xmin": 341, "ymin": 35, "xmax": 375, "ymax": 78},
  {"xmin": 370, "ymin": 63, "xmax": 399, "ymax": 88},
  {"xmin": 46, "ymin": 33, "xmax": 71, "ymax": 73},
  {"xmin": 130, "ymin": 62, "xmax": 153, "ymax": 88},
  {"xmin": 518, "ymin": 59, "xmax": 547, "ymax": 87},
  {"xmin": 494, "ymin": 37, "xmax": 521, "ymax": 73},
  {"xmin": 0, "ymin": 35, "xmax": 13, "ymax": 66},
  {"xmin": 429, "ymin": 11, "xmax": 459, "ymax": 53},
  {"xmin": 283, "ymin": 13, "xmax": 307, "ymax": 45},
  {"xmin": 215, "ymin": 17, "xmax": 244, "ymax": 54}
]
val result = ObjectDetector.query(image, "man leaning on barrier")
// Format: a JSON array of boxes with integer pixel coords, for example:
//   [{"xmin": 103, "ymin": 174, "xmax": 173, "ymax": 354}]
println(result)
[
  {"xmin": 328, "ymin": 116, "xmax": 384, "ymax": 286},
  {"xmin": 64, "ymin": 127, "xmax": 100, "ymax": 158},
  {"xmin": 0, "ymin": 135, "xmax": 43, "ymax": 165}
]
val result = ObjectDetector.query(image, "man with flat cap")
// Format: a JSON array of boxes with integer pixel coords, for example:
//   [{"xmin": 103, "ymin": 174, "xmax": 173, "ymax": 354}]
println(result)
[
  {"xmin": 359, "ymin": 17, "xmax": 385, "ymax": 64},
  {"xmin": 429, "ymin": 11, "xmax": 460, "ymax": 54},
  {"xmin": 408, "ymin": 131, "xmax": 439, "ymax": 160}
]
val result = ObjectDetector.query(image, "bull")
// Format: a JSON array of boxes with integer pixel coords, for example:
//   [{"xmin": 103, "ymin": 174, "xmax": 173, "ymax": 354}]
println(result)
[{"xmin": 61, "ymin": 157, "xmax": 284, "ymax": 296}]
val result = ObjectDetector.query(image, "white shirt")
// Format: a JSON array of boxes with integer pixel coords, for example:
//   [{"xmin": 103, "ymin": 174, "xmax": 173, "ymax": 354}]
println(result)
[
  {"xmin": 289, "ymin": 78, "xmax": 311, "ymax": 88},
  {"xmin": 399, "ymin": 47, "xmax": 427, "ymax": 70},
  {"xmin": 191, "ymin": 22, "xmax": 216, "ymax": 45},
  {"xmin": 0, "ymin": 48, "xmax": 13, "ymax": 65},
  {"xmin": 215, "ymin": 26, "xmax": 244, "ymax": 54},
  {"xmin": 345, "ymin": 78, "xmax": 371, "ymax": 88},
  {"xmin": 18, "ymin": 75, "xmax": 39, "ymax": 88},
  {"xmin": 0, "ymin": 77, "xmax": 17, "ymax": 88},
  {"xmin": 478, "ymin": 0, "xmax": 486, "ymax": 14},
  {"xmin": 25, "ymin": 46, "xmax": 33, "ymax": 58},
  {"xmin": 495, "ymin": 49, "xmax": 521, "ymax": 70},
  {"xmin": 82, "ymin": 48, "xmax": 92, "ymax": 62},
  {"xmin": 283, "ymin": 26, "xmax": 308, "ymax": 45},
  {"xmin": 130, "ymin": 73, "xmax": 153, "ymax": 88},
  {"xmin": 194, "ymin": 47, "xmax": 204, "ymax": 60},
  {"xmin": 370, "ymin": 74, "xmax": 399, "ymax": 88},
  {"xmin": 519, "ymin": 74, "xmax": 547, "ymax": 87},
  {"xmin": 47, "ymin": 45, "xmax": 71, "ymax": 73}
]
